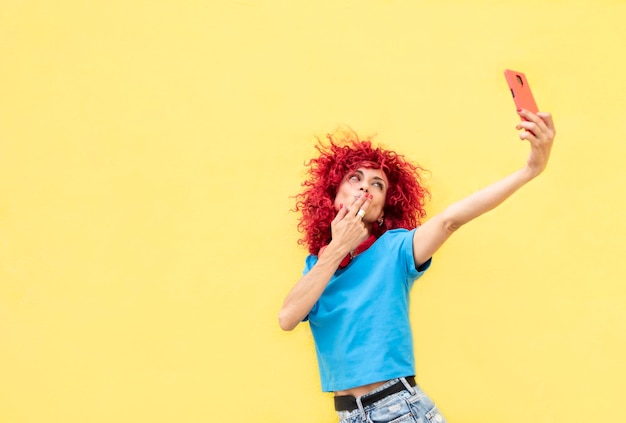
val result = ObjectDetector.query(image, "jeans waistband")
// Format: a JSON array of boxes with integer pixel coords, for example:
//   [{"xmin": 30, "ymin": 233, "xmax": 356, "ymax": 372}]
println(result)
[{"xmin": 334, "ymin": 376, "xmax": 416, "ymax": 412}]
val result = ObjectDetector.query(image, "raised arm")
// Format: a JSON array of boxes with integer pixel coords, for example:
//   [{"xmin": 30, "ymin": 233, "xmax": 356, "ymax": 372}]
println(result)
[
  {"xmin": 278, "ymin": 194, "xmax": 373, "ymax": 331},
  {"xmin": 412, "ymin": 109, "xmax": 556, "ymax": 267}
]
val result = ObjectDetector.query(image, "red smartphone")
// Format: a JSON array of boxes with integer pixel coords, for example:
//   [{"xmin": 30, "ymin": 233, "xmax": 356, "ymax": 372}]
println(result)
[{"xmin": 504, "ymin": 69, "xmax": 539, "ymax": 117}]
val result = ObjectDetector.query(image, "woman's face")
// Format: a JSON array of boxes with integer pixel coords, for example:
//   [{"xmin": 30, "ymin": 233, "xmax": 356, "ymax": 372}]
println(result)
[{"xmin": 334, "ymin": 167, "xmax": 388, "ymax": 224}]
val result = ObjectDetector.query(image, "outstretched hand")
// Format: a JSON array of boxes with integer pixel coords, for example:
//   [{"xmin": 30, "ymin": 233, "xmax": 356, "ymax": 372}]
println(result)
[{"xmin": 516, "ymin": 109, "xmax": 556, "ymax": 176}]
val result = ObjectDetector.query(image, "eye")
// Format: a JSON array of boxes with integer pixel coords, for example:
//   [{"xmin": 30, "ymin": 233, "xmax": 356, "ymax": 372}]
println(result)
[
  {"xmin": 348, "ymin": 174, "xmax": 360, "ymax": 182},
  {"xmin": 372, "ymin": 181, "xmax": 384, "ymax": 190}
]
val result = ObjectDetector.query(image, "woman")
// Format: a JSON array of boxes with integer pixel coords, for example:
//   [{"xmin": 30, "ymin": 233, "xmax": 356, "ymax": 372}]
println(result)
[{"xmin": 279, "ymin": 109, "xmax": 556, "ymax": 423}]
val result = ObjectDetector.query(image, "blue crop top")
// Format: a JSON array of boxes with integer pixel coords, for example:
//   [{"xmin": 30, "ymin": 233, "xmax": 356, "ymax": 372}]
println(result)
[{"xmin": 302, "ymin": 228, "xmax": 431, "ymax": 392}]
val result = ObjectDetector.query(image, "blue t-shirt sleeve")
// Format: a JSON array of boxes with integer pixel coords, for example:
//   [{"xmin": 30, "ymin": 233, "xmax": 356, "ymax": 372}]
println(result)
[
  {"xmin": 403, "ymin": 227, "xmax": 432, "ymax": 283},
  {"xmin": 303, "ymin": 254, "xmax": 318, "ymax": 276},
  {"xmin": 417, "ymin": 257, "xmax": 432, "ymax": 273}
]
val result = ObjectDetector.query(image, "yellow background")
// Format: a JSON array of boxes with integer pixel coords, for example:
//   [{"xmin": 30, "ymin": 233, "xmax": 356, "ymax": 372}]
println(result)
[{"xmin": 1, "ymin": 1, "xmax": 625, "ymax": 422}]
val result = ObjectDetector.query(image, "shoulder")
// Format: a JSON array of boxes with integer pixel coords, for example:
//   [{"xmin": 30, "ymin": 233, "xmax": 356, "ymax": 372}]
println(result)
[
  {"xmin": 376, "ymin": 228, "xmax": 417, "ymax": 258},
  {"xmin": 378, "ymin": 228, "xmax": 416, "ymax": 244}
]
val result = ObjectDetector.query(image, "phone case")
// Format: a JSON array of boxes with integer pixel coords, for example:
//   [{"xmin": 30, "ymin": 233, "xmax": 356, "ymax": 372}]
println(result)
[{"xmin": 504, "ymin": 69, "xmax": 539, "ymax": 114}]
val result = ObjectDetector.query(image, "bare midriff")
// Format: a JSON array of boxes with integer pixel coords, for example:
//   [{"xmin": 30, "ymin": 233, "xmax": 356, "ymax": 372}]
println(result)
[{"xmin": 334, "ymin": 380, "xmax": 389, "ymax": 398}]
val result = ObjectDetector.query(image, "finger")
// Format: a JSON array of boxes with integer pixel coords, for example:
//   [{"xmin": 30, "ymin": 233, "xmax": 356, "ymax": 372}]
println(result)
[
  {"xmin": 518, "ymin": 129, "xmax": 537, "ymax": 143},
  {"xmin": 332, "ymin": 203, "xmax": 349, "ymax": 223},
  {"xmin": 516, "ymin": 120, "xmax": 540, "ymax": 133},
  {"xmin": 348, "ymin": 192, "xmax": 367, "ymax": 214},
  {"xmin": 354, "ymin": 193, "xmax": 373, "ymax": 219},
  {"xmin": 516, "ymin": 121, "xmax": 538, "ymax": 141},
  {"xmin": 537, "ymin": 112, "xmax": 556, "ymax": 133},
  {"xmin": 518, "ymin": 109, "xmax": 549, "ymax": 134}
]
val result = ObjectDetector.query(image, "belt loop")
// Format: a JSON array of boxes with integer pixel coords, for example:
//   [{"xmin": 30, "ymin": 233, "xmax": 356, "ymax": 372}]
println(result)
[
  {"xmin": 400, "ymin": 377, "xmax": 416, "ymax": 395},
  {"xmin": 356, "ymin": 395, "xmax": 367, "ymax": 421}
]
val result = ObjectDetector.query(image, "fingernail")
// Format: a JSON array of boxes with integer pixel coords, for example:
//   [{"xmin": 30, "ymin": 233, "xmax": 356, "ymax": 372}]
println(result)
[
  {"xmin": 339, "ymin": 203, "xmax": 343, "ymax": 209},
  {"xmin": 516, "ymin": 108, "xmax": 522, "ymax": 113},
  {"xmin": 368, "ymin": 193, "xmax": 373, "ymax": 199}
]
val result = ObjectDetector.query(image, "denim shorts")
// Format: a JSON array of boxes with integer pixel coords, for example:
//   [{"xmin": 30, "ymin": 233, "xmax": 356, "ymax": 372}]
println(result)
[{"xmin": 336, "ymin": 378, "xmax": 447, "ymax": 423}]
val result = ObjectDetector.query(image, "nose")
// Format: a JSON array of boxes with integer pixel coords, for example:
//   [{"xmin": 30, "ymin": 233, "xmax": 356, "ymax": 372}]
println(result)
[{"xmin": 359, "ymin": 186, "xmax": 369, "ymax": 193}]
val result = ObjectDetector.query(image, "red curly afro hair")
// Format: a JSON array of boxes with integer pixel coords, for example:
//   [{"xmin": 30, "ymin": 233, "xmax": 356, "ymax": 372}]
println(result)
[{"xmin": 295, "ymin": 130, "xmax": 431, "ymax": 255}]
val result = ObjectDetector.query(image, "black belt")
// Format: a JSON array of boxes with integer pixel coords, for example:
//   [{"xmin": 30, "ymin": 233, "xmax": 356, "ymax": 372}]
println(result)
[{"xmin": 334, "ymin": 376, "xmax": 416, "ymax": 412}]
